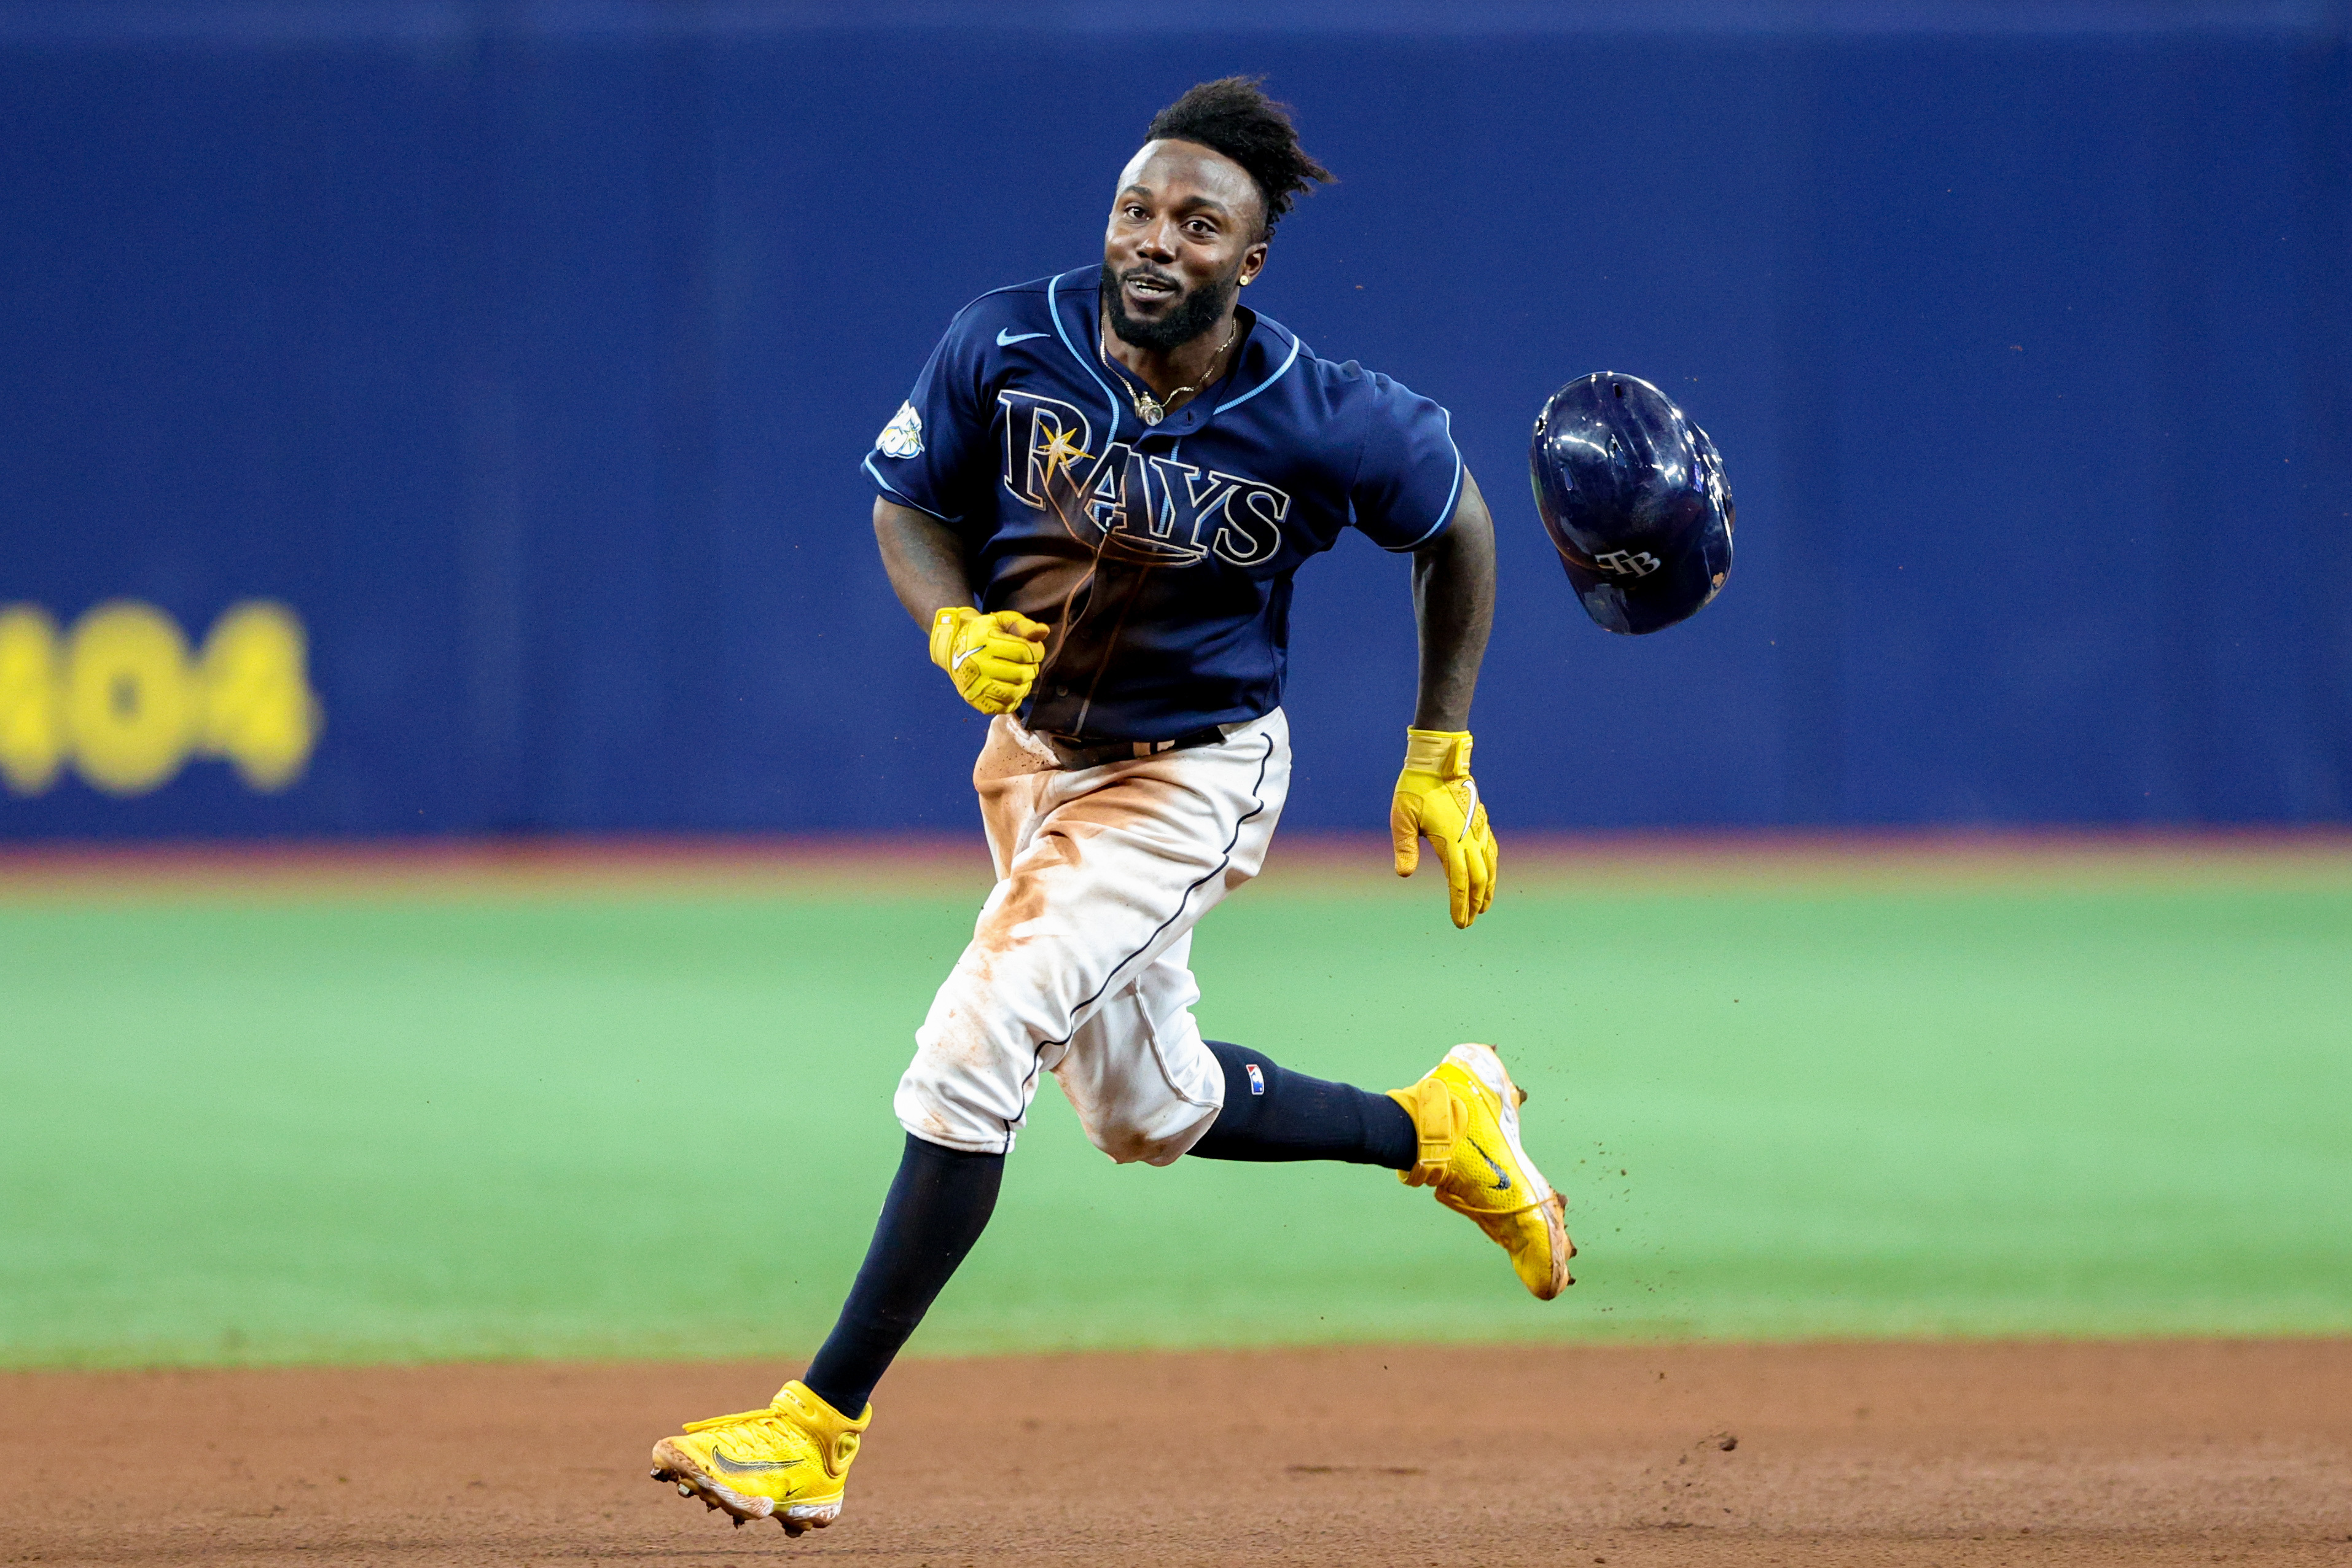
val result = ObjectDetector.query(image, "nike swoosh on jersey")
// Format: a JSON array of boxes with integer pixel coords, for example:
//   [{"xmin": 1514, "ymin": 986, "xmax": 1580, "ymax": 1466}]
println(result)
[
  {"xmin": 707, "ymin": 1445, "xmax": 804, "ymax": 1476},
  {"xmin": 996, "ymin": 329, "xmax": 1050, "ymax": 346}
]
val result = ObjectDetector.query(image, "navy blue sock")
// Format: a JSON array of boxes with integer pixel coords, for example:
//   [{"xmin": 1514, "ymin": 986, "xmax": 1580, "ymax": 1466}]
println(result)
[
  {"xmin": 1187, "ymin": 1040, "xmax": 1418, "ymax": 1169},
  {"xmin": 802, "ymin": 1133, "xmax": 1002, "ymax": 1417}
]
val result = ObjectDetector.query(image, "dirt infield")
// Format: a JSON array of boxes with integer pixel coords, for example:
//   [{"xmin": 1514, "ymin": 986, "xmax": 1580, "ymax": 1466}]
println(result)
[
  {"xmin": 5, "ymin": 1341, "xmax": 2348, "ymax": 1567},
  {"xmin": 4, "ymin": 828, "xmax": 2349, "ymax": 903}
]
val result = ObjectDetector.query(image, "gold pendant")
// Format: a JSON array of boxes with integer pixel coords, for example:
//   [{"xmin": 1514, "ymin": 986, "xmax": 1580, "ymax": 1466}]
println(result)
[{"xmin": 1136, "ymin": 394, "xmax": 1165, "ymax": 426}]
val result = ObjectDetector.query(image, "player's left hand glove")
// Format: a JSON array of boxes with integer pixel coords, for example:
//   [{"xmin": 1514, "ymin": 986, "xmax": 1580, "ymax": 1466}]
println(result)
[{"xmin": 1391, "ymin": 728, "xmax": 1499, "ymax": 930}]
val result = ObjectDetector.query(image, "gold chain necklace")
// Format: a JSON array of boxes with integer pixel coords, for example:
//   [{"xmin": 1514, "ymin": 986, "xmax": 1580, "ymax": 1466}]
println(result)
[{"xmin": 1099, "ymin": 316, "xmax": 1238, "ymax": 427}]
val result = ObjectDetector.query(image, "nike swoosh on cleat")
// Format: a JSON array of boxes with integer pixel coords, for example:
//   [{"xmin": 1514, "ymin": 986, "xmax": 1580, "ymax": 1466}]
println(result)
[
  {"xmin": 996, "ymin": 329, "xmax": 1049, "ymax": 346},
  {"xmin": 708, "ymin": 1445, "xmax": 804, "ymax": 1476},
  {"xmin": 1468, "ymin": 1136, "xmax": 1512, "ymax": 1191}
]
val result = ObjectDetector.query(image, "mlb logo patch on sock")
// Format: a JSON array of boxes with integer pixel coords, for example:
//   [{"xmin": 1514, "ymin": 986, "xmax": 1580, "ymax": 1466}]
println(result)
[{"xmin": 1245, "ymin": 1063, "xmax": 1266, "ymax": 1096}]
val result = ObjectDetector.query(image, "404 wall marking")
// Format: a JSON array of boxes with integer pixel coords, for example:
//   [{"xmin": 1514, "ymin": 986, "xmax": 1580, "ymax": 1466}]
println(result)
[{"xmin": 0, "ymin": 600, "xmax": 321, "ymax": 798}]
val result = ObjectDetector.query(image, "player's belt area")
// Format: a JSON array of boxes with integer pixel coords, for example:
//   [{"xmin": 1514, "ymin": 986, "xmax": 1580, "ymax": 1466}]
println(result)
[{"xmin": 1037, "ymin": 725, "xmax": 1229, "ymax": 770}]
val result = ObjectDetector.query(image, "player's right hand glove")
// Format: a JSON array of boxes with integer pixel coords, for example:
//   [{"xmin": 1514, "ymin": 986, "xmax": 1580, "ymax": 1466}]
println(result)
[
  {"xmin": 1391, "ymin": 728, "xmax": 1499, "ymax": 930},
  {"xmin": 929, "ymin": 606, "xmax": 1049, "ymax": 716}
]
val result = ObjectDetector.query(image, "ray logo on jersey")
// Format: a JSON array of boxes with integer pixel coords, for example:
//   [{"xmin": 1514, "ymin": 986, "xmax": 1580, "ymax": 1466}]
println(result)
[
  {"xmin": 876, "ymin": 402, "xmax": 924, "ymax": 459},
  {"xmin": 996, "ymin": 390, "xmax": 1289, "ymax": 569}
]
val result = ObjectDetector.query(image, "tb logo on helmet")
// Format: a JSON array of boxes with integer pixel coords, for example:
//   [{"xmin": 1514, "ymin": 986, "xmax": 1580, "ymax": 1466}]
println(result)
[{"xmin": 1590, "ymin": 549, "xmax": 1663, "ymax": 579}]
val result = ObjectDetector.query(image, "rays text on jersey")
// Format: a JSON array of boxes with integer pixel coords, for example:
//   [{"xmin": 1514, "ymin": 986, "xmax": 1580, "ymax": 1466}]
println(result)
[{"xmin": 996, "ymin": 390, "xmax": 1289, "ymax": 569}]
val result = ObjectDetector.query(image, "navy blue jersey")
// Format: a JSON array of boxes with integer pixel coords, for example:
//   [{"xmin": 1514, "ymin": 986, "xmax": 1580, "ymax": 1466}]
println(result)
[{"xmin": 863, "ymin": 266, "xmax": 1463, "ymax": 740}]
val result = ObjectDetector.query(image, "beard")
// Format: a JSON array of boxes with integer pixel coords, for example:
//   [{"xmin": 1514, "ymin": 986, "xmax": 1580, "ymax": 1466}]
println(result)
[{"xmin": 1101, "ymin": 262, "xmax": 1238, "ymax": 351}]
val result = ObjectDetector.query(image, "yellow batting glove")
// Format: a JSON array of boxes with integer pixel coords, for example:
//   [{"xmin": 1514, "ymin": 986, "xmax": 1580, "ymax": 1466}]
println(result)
[
  {"xmin": 1391, "ymin": 728, "xmax": 1499, "ymax": 930},
  {"xmin": 929, "ymin": 606, "xmax": 1049, "ymax": 716}
]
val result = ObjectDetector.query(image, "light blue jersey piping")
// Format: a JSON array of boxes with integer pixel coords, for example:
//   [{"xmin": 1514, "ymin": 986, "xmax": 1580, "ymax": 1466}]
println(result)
[
  {"xmin": 1049, "ymin": 270, "xmax": 1125, "ymax": 443},
  {"xmin": 1216, "ymin": 326, "xmax": 1302, "ymax": 415},
  {"xmin": 1385, "ymin": 407, "xmax": 1463, "ymax": 552}
]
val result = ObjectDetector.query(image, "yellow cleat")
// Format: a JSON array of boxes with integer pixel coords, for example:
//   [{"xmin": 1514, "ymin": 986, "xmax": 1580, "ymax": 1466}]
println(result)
[
  {"xmin": 1388, "ymin": 1043, "xmax": 1575, "ymax": 1300},
  {"xmin": 649, "ymin": 1380, "xmax": 869, "ymax": 1537}
]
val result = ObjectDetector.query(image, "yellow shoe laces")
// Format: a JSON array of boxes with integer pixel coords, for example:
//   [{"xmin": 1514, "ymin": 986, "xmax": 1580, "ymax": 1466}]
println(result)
[{"xmin": 682, "ymin": 1405, "xmax": 784, "ymax": 1434}]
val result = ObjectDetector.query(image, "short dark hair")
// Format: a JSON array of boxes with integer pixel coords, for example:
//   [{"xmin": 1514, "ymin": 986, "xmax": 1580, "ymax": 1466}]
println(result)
[{"xmin": 1145, "ymin": 77, "xmax": 1334, "ymax": 238}]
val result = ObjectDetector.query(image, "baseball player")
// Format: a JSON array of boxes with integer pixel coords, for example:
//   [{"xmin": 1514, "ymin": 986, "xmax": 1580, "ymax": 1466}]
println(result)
[{"xmin": 650, "ymin": 77, "xmax": 1573, "ymax": 1536}]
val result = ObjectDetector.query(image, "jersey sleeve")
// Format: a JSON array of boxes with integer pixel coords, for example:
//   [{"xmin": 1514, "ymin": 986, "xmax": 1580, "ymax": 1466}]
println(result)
[
  {"xmin": 1345, "ymin": 370, "xmax": 1465, "ymax": 552},
  {"xmin": 862, "ymin": 308, "xmax": 992, "ymax": 525}
]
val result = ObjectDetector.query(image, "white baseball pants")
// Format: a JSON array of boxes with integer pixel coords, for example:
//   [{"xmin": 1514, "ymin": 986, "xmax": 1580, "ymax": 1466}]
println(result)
[{"xmin": 894, "ymin": 709, "xmax": 1291, "ymax": 1164}]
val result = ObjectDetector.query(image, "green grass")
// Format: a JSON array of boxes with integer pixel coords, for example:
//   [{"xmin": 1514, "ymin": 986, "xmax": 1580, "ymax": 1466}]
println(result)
[{"xmin": 2, "ymin": 865, "xmax": 2347, "ymax": 1367}]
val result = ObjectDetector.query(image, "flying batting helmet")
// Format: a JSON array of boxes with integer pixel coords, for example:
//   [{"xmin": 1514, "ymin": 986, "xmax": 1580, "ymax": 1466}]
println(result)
[{"xmin": 1528, "ymin": 372, "xmax": 1733, "ymax": 635}]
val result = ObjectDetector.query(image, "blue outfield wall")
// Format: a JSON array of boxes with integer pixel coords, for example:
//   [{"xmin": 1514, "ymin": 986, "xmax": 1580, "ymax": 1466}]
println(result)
[{"xmin": 1, "ymin": 1, "xmax": 2348, "ymax": 838}]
